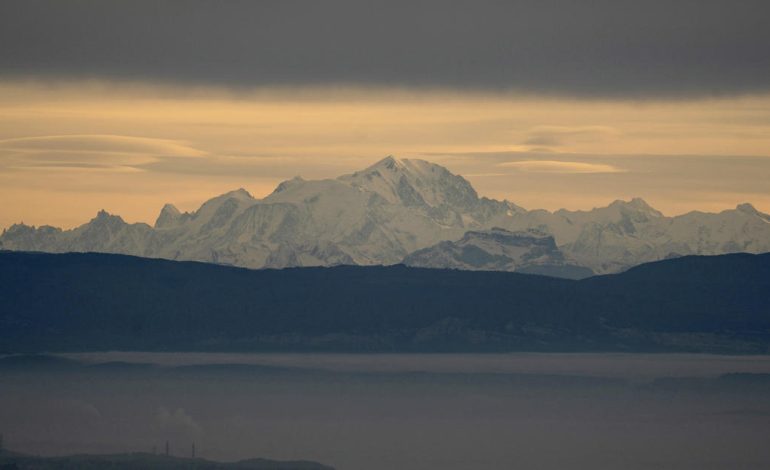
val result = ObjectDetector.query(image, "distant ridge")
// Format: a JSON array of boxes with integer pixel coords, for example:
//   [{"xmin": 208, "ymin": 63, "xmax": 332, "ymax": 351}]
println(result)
[
  {"xmin": 1, "ymin": 250, "xmax": 769, "ymax": 354},
  {"xmin": 2, "ymin": 157, "xmax": 770, "ymax": 274},
  {"xmin": 0, "ymin": 449, "xmax": 334, "ymax": 470},
  {"xmin": 404, "ymin": 228, "xmax": 594, "ymax": 279}
]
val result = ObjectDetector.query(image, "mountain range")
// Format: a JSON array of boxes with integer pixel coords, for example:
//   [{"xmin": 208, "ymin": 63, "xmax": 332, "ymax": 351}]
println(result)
[{"xmin": 2, "ymin": 156, "xmax": 769, "ymax": 275}]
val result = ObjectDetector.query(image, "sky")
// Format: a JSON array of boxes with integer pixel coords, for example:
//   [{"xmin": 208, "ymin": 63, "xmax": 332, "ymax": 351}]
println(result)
[{"xmin": 1, "ymin": 0, "xmax": 770, "ymax": 229}]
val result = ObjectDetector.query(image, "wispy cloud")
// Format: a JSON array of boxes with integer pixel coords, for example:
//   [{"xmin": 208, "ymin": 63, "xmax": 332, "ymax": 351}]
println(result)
[
  {"xmin": 498, "ymin": 160, "xmax": 625, "ymax": 174},
  {"xmin": 0, "ymin": 134, "xmax": 205, "ymax": 156},
  {"xmin": 523, "ymin": 126, "xmax": 619, "ymax": 147},
  {"xmin": 0, "ymin": 134, "xmax": 205, "ymax": 171}
]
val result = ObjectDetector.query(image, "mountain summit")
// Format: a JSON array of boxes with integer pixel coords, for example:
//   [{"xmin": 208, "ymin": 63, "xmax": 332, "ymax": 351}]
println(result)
[
  {"xmin": 2, "ymin": 157, "xmax": 770, "ymax": 275},
  {"xmin": 338, "ymin": 156, "xmax": 479, "ymax": 209}
]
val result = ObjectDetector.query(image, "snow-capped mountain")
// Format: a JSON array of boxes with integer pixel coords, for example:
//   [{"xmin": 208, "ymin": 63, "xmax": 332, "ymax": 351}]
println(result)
[
  {"xmin": 2, "ymin": 156, "xmax": 770, "ymax": 274},
  {"xmin": 403, "ymin": 228, "xmax": 594, "ymax": 279}
]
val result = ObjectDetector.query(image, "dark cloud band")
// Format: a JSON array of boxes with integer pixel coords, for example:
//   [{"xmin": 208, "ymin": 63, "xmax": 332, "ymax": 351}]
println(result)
[{"xmin": 1, "ymin": 0, "xmax": 769, "ymax": 97}]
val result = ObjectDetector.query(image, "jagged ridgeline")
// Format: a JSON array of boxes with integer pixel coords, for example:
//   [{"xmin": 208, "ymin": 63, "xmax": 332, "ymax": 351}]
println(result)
[{"xmin": 2, "ymin": 157, "xmax": 770, "ymax": 276}]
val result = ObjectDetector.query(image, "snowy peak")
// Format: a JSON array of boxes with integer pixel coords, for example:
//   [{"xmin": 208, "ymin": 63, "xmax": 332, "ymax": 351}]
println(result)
[
  {"xmin": 338, "ymin": 156, "xmax": 422, "ymax": 205},
  {"xmin": 221, "ymin": 188, "xmax": 254, "ymax": 201},
  {"xmin": 367, "ymin": 155, "xmax": 403, "ymax": 172},
  {"xmin": 270, "ymin": 176, "xmax": 306, "ymax": 195},
  {"xmin": 735, "ymin": 203, "xmax": 770, "ymax": 224},
  {"xmin": 193, "ymin": 188, "xmax": 255, "ymax": 215},
  {"xmin": 0, "ymin": 223, "xmax": 62, "ymax": 247},
  {"xmin": 555, "ymin": 198, "xmax": 662, "ymax": 218},
  {"xmin": 737, "ymin": 202, "xmax": 757, "ymax": 213},
  {"xmin": 355, "ymin": 155, "xmax": 407, "ymax": 176},
  {"xmin": 338, "ymin": 156, "xmax": 479, "ymax": 209},
  {"xmin": 155, "ymin": 203, "xmax": 183, "ymax": 228},
  {"xmin": 266, "ymin": 156, "xmax": 479, "ymax": 211},
  {"xmin": 609, "ymin": 197, "xmax": 662, "ymax": 217},
  {"xmin": 91, "ymin": 209, "xmax": 126, "ymax": 226}
]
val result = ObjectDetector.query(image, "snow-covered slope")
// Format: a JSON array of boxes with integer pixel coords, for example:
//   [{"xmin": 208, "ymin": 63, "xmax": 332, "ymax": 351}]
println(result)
[
  {"xmin": 403, "ymin": 228, "xmax": 594, "ymax": 279},
  {"xmin": 2, "ymin": 156, "xmax": 770, "ymax": 275}
]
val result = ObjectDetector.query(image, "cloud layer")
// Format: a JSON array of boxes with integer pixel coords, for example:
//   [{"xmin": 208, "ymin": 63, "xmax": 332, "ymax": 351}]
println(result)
[{"xmin": 1, "ymin": 0, "xmax": 769, "ymax": 97}]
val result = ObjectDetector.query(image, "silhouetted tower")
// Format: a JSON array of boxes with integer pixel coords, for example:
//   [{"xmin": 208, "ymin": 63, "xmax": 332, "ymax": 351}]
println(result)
[
  {"xmin": 0, "ymin": 432, "xmax": 4, "ymax": 454},
  {"xmin": 191, "ymin": 442, "xmax": 196, "ymax": 459},
  {"xmin": 165, "ymin": 440, "xmax": 169, "ymax": 456}
]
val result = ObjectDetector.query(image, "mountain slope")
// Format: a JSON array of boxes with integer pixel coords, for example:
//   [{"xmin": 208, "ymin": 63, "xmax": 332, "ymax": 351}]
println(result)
[
  {"xmin": 1, "ymin": 251, "xmax": 769, "ymax": 353},
  {"xmin": 2, "ymin": 156, "xmax": 769, "ymax": 274}
]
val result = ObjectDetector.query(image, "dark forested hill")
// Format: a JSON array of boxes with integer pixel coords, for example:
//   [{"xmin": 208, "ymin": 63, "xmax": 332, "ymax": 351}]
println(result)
[
  {"xmin": 0, "ymin": 450, "xmax": 333, "ymax": 470},
  {"xmin": 1, "ymin": 251, "xmax": 769, "ymax": 353}
]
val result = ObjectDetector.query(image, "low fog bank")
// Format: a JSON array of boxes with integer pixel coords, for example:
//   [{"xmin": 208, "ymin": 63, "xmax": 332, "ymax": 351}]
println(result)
[{"xmin": 1, "ymin": 353, "xmax": 770, "ymax": 470}]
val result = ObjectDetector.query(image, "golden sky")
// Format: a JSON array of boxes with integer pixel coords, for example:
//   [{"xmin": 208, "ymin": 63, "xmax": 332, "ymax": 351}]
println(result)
[{"xmin": 2, "ymin": 80, "xmax": 770, "ymax": 229}]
